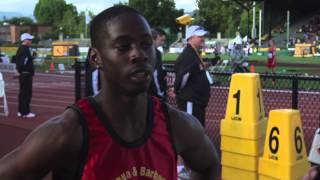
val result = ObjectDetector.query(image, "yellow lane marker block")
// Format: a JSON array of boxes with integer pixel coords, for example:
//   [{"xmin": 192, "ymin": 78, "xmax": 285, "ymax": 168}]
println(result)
[
  {"xmin": 259, "ymin": 109, "xmax": 310, "ymax": 180},
  {"xmin": 221, "ymin": 73, "xmax": 267, "ymax": 140},
  {"xmin": 222, "ymin": 166, "xmax": 258, "ymax": 180},
  {"xmin": 221, "ymin": 151, "xmax": 262, "ymax": 171},
  {"xmin": 221, "ymin": 135, "xmax": 265, "ymax": 156},
  {"xmin": 221, "ymin": 73, "xmax": 267, "ymax": 180}
]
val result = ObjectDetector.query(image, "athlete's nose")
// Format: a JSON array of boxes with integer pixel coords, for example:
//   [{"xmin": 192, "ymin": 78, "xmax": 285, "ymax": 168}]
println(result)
[{"xmin": 129, "ymin": 44, "xmax": 148, "ymax": 63}]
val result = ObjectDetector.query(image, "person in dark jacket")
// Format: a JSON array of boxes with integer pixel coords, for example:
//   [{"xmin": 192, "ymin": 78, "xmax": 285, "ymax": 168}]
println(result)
[
  {"xmin": 85, "ymin": 48, "xmax": 101, "ymax": 96},
  {"xmin": 149, "ymin": 28, "xmax": 167, "ymax": 100},
  {"xmin": 173, "ymin": 25, "xmax": 212, "ymax": 127},
  {"xmin": 15, "ymin": 33, "xmax": 36, "ymax": 118}
]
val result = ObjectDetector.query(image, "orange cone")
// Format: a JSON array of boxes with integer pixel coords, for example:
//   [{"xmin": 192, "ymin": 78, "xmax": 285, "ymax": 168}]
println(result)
[
  {"xmin": 250, "ymin": 64, "xmax": 255, "ymax": 73},
  {"xmin": 50, "ymin": 62, "xmax": 55, "ymax": 72}
]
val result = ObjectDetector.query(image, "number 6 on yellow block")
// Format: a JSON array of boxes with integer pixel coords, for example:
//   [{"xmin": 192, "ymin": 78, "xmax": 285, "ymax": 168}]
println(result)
[{"xmin": 259, "ymin": 109, "xmax": 310, "ymax": 180}]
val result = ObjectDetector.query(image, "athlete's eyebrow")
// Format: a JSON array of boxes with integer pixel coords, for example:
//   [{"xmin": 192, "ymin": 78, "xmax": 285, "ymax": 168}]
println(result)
[{"xmin": 111, "ymin": 33, "xmax": 153, "ymax": 44}]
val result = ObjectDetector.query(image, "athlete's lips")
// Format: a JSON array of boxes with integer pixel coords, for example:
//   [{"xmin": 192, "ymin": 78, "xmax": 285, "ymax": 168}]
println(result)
[{"xmin": 129, "ymin": 68, "xmax": 152, "ymax": 81}]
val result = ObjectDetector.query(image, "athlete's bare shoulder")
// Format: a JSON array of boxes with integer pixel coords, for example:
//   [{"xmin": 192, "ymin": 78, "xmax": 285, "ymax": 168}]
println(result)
[
  {"xmin": 164, "ymin": 103, "xmax": 205, "ymax": 152},
  {"xmin": 0, "ymin": 107, "xmax": 84, "ymax": 179},
  {"xmin": 164, "ymin": 103, "xmax": 219, "ymax": 179}
]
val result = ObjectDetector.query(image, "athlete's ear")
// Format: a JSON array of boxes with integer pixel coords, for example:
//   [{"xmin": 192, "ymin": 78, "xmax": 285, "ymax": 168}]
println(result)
[{"xmin": 89, "ymin": 47, "xmax": 103, "ymax": 70}]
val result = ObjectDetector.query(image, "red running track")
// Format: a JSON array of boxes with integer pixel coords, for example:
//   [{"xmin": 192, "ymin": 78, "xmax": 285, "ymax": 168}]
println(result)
[{"xmin": 0, "ymin": 72, "xmax": 75, "ymax": 157}]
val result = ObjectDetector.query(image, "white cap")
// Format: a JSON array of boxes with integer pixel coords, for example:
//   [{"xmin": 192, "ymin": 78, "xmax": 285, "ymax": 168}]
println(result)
[
  {"xmin": 185, "ymin": 25, "xmax": 208, "ymax": 40},
  {"xmin": 20, "ymin": 33, "xmax": 34, "ymax": 41}
]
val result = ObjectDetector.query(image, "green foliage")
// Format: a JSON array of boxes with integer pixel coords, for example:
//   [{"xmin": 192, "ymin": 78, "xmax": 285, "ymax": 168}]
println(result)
[
  {"xmin": 29, "ymin": 0, "xmax": 267, "ymax": 42},
  {"xmin": 59, "ymin": 6, "xmax": 82, "ymax": 35},
  {"xmin": 128, "ymin": 0, "xmax": 183, "ymax": 34},
  {"xmin": 34, "ymin": 0, "xmax": 83, "ymax": 38},
  {"xmin": 196, "ymin": 0, "xmax": 242, "ymax": 37},
  {"xmin": 7, "ymin": 17, "xmax": 34, "ymax": 25},
  {"xmin": 239, "ymin": 10, "xmax": 249, "ymax": 36},
  {"xmin": 34, "ymin": 0, "xmax": 68, "ymax": 25},
  {"xmin": 196, "ymin": 0, "xmax": 264, "ymax": 38}
]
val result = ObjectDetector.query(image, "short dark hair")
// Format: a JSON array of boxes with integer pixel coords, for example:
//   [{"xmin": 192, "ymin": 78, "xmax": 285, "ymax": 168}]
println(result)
[
  {"xmin": 90, "ymin": 5, "xmax": 141, "ymax": 49},
  {"xmin": 151, "ymin": 28, "xmax": 166, "ymax": 40}
]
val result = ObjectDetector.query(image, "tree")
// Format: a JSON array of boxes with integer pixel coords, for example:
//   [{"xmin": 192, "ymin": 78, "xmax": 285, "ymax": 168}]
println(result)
[
  {"xmin": 7, "ymin": 17, "xmax": 34, "ymax": 25},
  {"xmin": 34, "ymin": 0, "xmax": 68, "ymax": 25},
  {"xmin": 128, "ymin": 0, "xmax": 183, "ymax": 33},
  {"xmin": 34, "ymin": 0, "xmax": 82, "ymax": 38},
  {"xmin": 196, "ymin": 0, "xmax": 243, "ymax": 37},
  {"xmin": 57, "ymin": 4, "xmax": 84, "ymax": 38},
  {"xmin": 59, "ymin": 8, "xmax": 80, "ymax": 36},
  {"xmin": 197, "ymin": 0, "xmax": 264, "ymax": 38},
  {"xmin": 128, "ymin": 0, "xmax": 183, "ymax": 46}
]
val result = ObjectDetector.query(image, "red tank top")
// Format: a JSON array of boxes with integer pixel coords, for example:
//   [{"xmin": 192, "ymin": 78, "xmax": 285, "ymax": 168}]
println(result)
[{"xmin": 76, "ymin": 96, "xmax": 177, "ymax": 180}]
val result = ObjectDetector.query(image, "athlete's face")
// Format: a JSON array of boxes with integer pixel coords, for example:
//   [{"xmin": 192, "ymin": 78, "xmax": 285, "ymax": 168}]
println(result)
[{"xmin": 93, "ymin": 13, "xmax": 156, "ymax": 96}]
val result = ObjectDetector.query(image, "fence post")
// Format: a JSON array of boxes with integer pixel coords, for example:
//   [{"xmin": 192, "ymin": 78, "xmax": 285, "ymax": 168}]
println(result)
[
  {"xmin": 292, "ymin": 75, "xmax": 298, "ymax": 109},
  {"xmin": 74, "ymin": 58, "xmax": 81, "ymax": 102}
]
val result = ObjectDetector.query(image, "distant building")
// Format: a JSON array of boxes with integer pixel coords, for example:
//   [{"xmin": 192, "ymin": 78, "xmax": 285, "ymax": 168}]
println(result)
[{"xmin": 0, "ymin": 24, "xmax": 52, "ymax": 44}]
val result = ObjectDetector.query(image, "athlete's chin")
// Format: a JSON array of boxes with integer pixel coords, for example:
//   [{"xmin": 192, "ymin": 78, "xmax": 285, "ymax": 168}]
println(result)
[{"xmin": 125, "ymin": 87, "xmax": 148, "ymax": 96}]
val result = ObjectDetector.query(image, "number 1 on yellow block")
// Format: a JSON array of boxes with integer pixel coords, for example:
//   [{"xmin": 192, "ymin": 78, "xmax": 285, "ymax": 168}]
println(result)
[
  {"xmin": 225, "ymin": 73, "xmax": 265, "ymax": 123},
  {"xmin": 221, "ymin": 73, "xmax": 266, "ymax": 140}
]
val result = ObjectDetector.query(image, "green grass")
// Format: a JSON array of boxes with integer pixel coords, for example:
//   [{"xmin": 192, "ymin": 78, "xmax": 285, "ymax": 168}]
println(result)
[
  {"xmin": 164, "ymin": 53, "xmax": 225, "ymax": 62},
  {"xmin": 248, "ymin": 55, "xmax": 320, "ymax": 64},
  {"xmin": 163, "ymin": 52, "xmax": 320, "ymax": 75},
  {"xmin": 163, "ymin": 53, "xmax": 320, "ymax": 64},
  {"xmin": 209, "ymin": 65, "xmax": 319, "ymax": 75},
  {"xmin": 34, "ymin": 59, "xmax": 76, "ymax": 72},
  {"xmin": 253, "ymin": 66, "xmax": 318, "ymax": 74},
  {"xmin": 163, "ymin": 53, "xmax": 179, "ymax": 61}
]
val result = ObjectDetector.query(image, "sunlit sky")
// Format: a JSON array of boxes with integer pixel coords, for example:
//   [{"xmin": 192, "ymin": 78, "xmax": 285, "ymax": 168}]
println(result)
[{"xmin": 0, "ymin": 0, "xmax": 197, "ymax": 16}]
